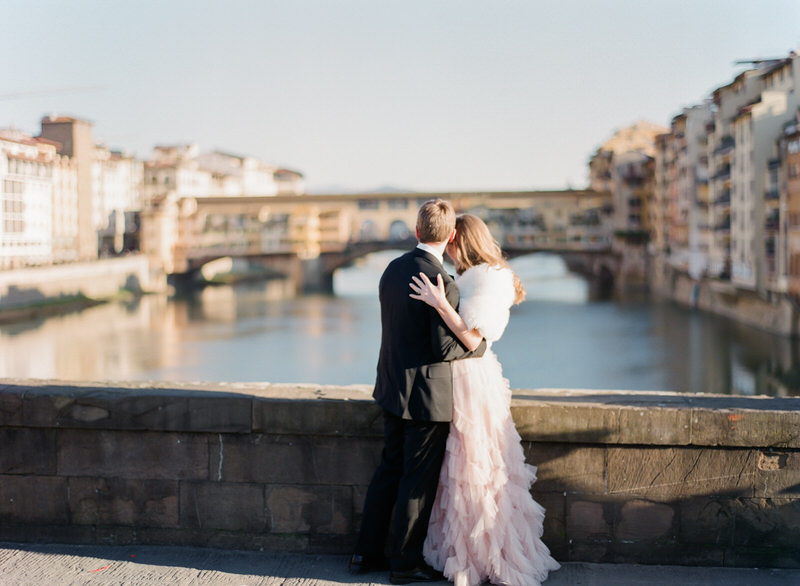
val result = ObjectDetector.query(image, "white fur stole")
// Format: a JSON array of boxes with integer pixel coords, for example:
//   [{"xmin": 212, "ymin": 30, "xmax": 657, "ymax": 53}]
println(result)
[{"xmin": 455, "ymin": 264, "xmax": 515, "ymax": 342}]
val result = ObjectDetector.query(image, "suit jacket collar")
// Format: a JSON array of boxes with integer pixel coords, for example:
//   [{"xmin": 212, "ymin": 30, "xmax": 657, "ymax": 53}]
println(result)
[
  {"xmin": 415, "ymin": 242, "xmax": 445, "ymax": 266},
  {"xmin": 412, "ymin": 246, "xmax": 441, "ymax": 267}
]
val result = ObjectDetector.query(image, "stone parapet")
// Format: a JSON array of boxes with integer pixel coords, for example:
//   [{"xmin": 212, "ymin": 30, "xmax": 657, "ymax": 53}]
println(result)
[{"xmin": 1, "ymin": 380, "xmax": 799, "ymax": 567}]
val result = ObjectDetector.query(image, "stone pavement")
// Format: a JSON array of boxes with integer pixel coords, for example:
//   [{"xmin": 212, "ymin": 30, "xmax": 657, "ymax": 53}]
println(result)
[{"xmin": 2, "ymin": 543, "xmax": 800, "ymax": 586}]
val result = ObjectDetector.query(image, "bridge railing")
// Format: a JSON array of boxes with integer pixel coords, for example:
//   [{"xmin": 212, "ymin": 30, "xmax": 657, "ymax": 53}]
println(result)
[{"xmin": 2, "ymin": 380, "xmax": 799, "ymax": 567}]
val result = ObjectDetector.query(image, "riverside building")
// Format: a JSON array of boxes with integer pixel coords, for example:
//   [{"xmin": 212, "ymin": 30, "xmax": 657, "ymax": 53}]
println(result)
[
  {"xmin": 143, "ymin": 145, "xmax": 303, "ymax": 201},
  {"xmin": 781, "ymin": 119, "xmax": 800, "ymax": 297},
  {"xmin": 588, "ymin": 120, "xmax": 666, "ymax": 287},
  {"xmin": 636, "ymin": 47, "xmax": 800, "ymax": 335},
  {"xmin": 0, "ymin": 131, "xmax": 58, "ymax": 268},
  {"xmin": 1, "ymin": 114, "xmax": 304, "ymax": 270}
]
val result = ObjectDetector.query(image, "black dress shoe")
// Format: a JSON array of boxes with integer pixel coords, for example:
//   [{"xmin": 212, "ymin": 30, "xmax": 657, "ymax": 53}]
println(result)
[
  {"xmin": 389, "ymin": 563, "xmax": 445, "ymax": 584},
  {"xmin": 348, "ymin": 553, "xmax": 390, "ymax": 574}
]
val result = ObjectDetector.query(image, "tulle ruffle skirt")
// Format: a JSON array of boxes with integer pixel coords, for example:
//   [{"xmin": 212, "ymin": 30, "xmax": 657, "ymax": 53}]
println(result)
[{"xmin": 423, "ymin": 351, "xmax": 560, "ymax": 586}]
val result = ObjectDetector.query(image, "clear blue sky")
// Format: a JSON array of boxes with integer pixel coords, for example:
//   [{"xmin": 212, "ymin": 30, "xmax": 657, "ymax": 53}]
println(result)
[{"xmin": 3, "ymin": 1, "xmax": 799, "ymax": 193}]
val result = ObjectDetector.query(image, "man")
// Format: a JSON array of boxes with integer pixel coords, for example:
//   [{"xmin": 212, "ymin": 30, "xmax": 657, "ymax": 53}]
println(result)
[{"xmin": 349, "ymin": 199, "xmax": 487, "ymax": 584}]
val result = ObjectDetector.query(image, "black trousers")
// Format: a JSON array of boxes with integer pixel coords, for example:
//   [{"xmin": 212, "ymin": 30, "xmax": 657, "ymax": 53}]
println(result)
[{"xmin": 355, "ymin": 409, "xmax": 450, "ymax": 571}]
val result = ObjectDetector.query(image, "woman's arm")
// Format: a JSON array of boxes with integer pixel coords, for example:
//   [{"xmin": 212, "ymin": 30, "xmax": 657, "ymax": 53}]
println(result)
[{"xmin": 409, "ymin": 272, "xmax": 483, "ymax": 352}]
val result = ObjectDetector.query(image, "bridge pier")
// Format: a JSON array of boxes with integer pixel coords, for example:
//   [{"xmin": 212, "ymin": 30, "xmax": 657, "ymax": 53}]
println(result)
[{"xmin": 300, "ymin": 257, "xmax": 334, "ymax": 293}]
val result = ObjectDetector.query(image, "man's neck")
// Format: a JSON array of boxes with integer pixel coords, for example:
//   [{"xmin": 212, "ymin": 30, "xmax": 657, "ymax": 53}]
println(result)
[{"xmin": 416, "ymin": 241, "xmax": 447, "ymax": 265}]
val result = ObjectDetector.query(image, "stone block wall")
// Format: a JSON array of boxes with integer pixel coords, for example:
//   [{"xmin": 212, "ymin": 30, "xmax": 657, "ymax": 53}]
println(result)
[
  {"xmin": 1, "ymin": 380, "xmax": 799, "ymax": 567},
  {"xmin": 0, "ymin": 255, "xmax": 165, "ymax": 313}
]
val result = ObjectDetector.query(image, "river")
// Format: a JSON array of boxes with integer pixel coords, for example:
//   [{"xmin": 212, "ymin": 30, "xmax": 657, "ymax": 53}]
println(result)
[{"xmin": 0, "ymin": 253, "xmax": 797, "ymax": 396}]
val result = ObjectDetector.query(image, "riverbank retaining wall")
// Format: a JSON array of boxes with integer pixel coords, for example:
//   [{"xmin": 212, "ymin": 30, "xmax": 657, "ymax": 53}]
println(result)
[
  {"xmin": 1, "ymin": 381, "xmax": 799, "ymax": 568},
  {"xmin": 0, "ymin": 256, "xmax": 166, "ymax": 315},
  {"xmin": 650, "ymin": 258, "xmax": 800, "ymax": 337}
]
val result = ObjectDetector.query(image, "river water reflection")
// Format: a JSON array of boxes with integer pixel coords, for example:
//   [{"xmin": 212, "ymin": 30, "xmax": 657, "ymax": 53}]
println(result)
[{"xmin": 0, "ymin": 253, "xmax": 797, "ymax": 396}]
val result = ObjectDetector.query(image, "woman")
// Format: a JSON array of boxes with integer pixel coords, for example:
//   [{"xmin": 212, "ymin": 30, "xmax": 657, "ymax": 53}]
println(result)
[{"xmin": 409, "ymin": 214, "xmax": 559, "ymax": 586}]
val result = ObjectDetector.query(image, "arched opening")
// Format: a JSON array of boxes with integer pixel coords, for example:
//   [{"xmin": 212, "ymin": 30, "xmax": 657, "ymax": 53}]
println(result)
[
  {"xmin": 359, "ymin": 219, "xmax": 379, "ymax": 241},
  {"xmin": 388, "ymin": 219, "xmax": 411, "ymax": 241},
  {"xmin": 507, "ymin": 253, "xmax": 589, "ymax": 303}
]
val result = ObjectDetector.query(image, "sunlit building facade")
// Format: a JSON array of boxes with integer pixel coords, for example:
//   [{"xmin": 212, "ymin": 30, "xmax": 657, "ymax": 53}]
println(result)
[
  {"xmin": 780, "ymin": 117, "xmax": 800, "ymax": 296},
  {"xmin": 707, "ymin": 70, "xmax": 764, "ymax": 279},
  {"xmin": 144, "ymin": 146, "xmax": 304, "ymax": 202},
  {"xmin": 93, "ymin": 145, "xmax": 144, "ymax": 254},
  {"xmin": 0, "ymin": 132, "xmax": 56, "ymax": 268},
  {"xmin": 729, "ymin": 56, "xmax": 798, "ymax": 292},
  {"xmin": 588, "ymin": 121, "xmax": 665, "ymax": 287},
  {"xmin": 663, "ymin": 104, "xmax": 713, "ymax": 277},
  {"xmin": 39, "ymin": 116, "xmax": 98, "ymax": 261}
]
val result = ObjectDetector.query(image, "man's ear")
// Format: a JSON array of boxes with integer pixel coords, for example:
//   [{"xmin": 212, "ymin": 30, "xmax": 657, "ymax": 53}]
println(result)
[
  {"xmin": 448, "ymin": 229, "xmax": 456, "ymax": 243},
  {"xmin": 415, "ymin": 226, "xmax": 420, "ymax": 240}
]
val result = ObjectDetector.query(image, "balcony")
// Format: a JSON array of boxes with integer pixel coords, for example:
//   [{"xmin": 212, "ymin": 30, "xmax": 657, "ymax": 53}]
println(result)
[
  {"xmin": 713, "ymin": 218, "xmax": 731, "ymax": 231},
  {"xmin": 714, "ymin": 165, "xmax": 731, "ymax": 181},
  {"xmin": 765, "ymin": 210, "xmax": 780, "ymax": 231},
  {"xmin": 765, "ymin": 188, "xmax": 780, "ymax": 201},
  {"xmin": 714, "ymin": 136, "xmax": 734, "ymax": 155},
  {"xmin": 628, "ymin": 196, "xmax": 642, "ymax": 208},
  {"xmin": 713, "ymin": 190, "xmax": 731, "ymax": 205},
  {"xmin": 622, "ymin": 173, "xmax": 646, "ymax": 186},
  {"xmin": 768, "ymin": 158, "xmax": 782, "ymax": 171}
]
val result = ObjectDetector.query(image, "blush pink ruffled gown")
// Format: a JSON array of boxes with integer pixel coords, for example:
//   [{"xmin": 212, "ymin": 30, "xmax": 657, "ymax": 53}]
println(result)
[{"xmin": 423, "ymin": 267, "xmax": 560, "ymax": 586}]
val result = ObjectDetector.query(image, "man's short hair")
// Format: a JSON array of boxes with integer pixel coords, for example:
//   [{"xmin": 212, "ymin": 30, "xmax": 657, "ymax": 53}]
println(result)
[{"xmin": 417, "ymin": 199, "xmax": 455, "ymax": 243}]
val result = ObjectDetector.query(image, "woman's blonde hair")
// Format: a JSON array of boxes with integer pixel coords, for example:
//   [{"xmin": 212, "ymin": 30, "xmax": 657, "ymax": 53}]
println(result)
[{"xmin": 449, "ymin": 214, "xmax": 526, "ymax": 305}]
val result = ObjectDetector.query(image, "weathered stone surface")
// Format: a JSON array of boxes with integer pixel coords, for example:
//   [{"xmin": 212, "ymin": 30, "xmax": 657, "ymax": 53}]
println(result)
[
  {"xmin": 2, "ymin": 381, "xmax": 800, "ymax": 567},
  {"xmin": 732, "ymin": 498, "xmax": 800, "ymax": 548},
  {"xmin": 618, "ymin": 407, "xmax": 691, "ymax": 445},
  {"xmin": 104, "ymin": 527, "xmax": 304, "ymax": 552},
  {"xmin": 529, "ymin": 443, "xmax": 606, "ymax": 494},
  {"xmin": 567, "ymin": 541, "xmax": 612, "ymax": 563},
  {"xmin": 532, "ymin": 491, "xmax": 567, "ymax": 558},
  {"xmin": 57, "ymin": 430, "xmax": 208, "ymax": 480},
  {"xmin": 0, "ymin": 428, "xmax": 56, "ymax": 474},
  {"xmin": 691, "ymin": 408, "xmax": 800, "ymax": 449},
  {"xmin": 309, "ymin": 533, "xmax": 358, "ymax": 554},
  {"xmin": 68, "ymin": 477, "xmax": 179, "ymax": 527},
  {"xmin": 180, "ymin": 482, "xmax": 266, "ymax": 532},
  {"xmin": 0, "ymin": 384, "xmax": 23, "ymax": 426},
  {"xmin": 253, "ymin": 398, "xmax": 382, "ymax": 436},
  {"xmin": 24, "ymin": 387, "xmax": 252, "ymax": 432},
  {"xmin": 352, "ymin": 484, "xmax": 369, "ymax": 518},
  {"xmin": 209, "ymin": 433, "xmax": 380, "ymax": 485},
  {"xmin": 724, "ymin": 546, "xmax": 800, "ymax": 569},
  {"xmin": 265, "ymin": 485, "xmax": 352, "ymax": 535},
  {"xmin": 566, "ymin": 498, "xmax": 613, "ymax": 541},
  {"xmin": 757, "ymin": 450, "xmax": 800, "ymax": 498},
  {"xmin": 0, "ymin": 475, "xmax": 68, "ymax": 524},
  {"xmin": 607, "ymin": 447, "xmax": 757, "ymax": 500},
  {"xmin": 679, "ymin": 497, "xmax": 735, "ymax": 545},
  {"xmin": 610, "ymin": 541, "xmax": 717, "ymax": 566},
  {"xmin": 513, "ymin": 403, "xmax": 619, "ymax": 444},
  {"xmin": 204, "ymin": 531, "xmax": 310, "ymax": 552},
  {"xmin": 614, "ymin": 499, "xmax": 676, "ymax": 541},
  {"xmin": 0, "ymin": 524, "xmax": 95, "ymax": 545}
]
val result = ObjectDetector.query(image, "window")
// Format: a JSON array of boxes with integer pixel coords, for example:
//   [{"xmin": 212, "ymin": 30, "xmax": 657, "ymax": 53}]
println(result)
[
  {"xmin": 387, "ymin": 198, "xmax": 408, "ymax": 210},
  {"xmin": 358, "ymin": 199, "xmax": 379, "ymax": 210}
]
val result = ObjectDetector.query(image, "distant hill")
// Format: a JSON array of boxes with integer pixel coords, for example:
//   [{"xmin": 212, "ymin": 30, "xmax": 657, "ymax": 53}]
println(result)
[
  {"xmin": 307, "ymin": 184, "xmax": 416, "ymax": 195},
  {"xmin": 367, "ymin": 185, "xmax": 416, "ymax": 194}
]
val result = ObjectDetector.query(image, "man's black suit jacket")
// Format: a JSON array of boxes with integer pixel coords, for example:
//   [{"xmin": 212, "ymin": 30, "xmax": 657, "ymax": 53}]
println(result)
[{"xmin": 373, "ymin": 247, "xmax": 486, "ymax": 422}]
